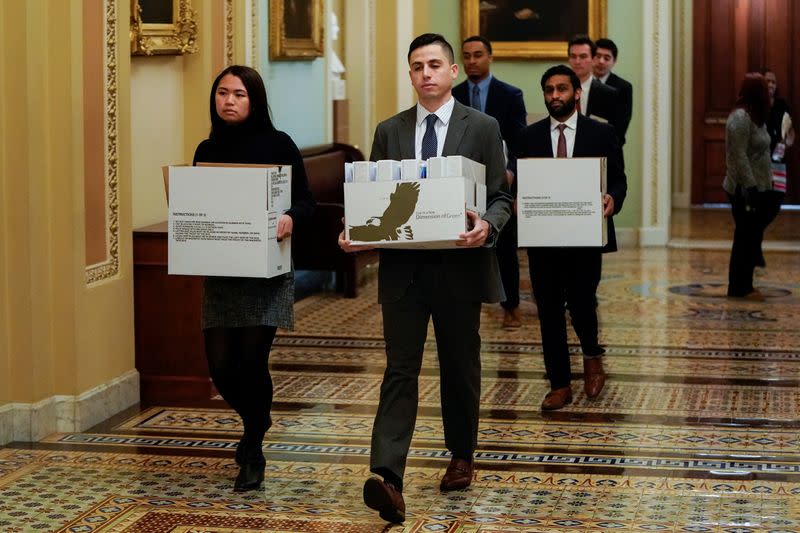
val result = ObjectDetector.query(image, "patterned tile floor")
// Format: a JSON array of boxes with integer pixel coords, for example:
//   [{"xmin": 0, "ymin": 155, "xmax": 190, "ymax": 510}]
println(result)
[{"xmin": 3, "ymin": 225, "xmax": 800, "ymax": 531}]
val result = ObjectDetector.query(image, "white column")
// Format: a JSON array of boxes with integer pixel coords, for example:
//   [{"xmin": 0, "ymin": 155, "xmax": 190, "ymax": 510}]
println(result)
[
  {"xmin": 345, "ymin": 0, "xmax": 376, "ymax": 154},
  {"xmin": 671, "ymin": 0, "xmax": 693, "ymax": 208},
  {"xmin": 640, "ymin": 0, "xmax": 672, "ymax": 246},
  {"xmin": 395, "ymin": 1, "xmax": 414, "ymax": 112}
]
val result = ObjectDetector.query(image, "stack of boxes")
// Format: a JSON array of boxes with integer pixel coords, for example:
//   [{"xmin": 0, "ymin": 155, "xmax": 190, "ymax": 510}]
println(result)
[{"xmin": 344, "ymin": 156, "xmax": 487, "ymax": 248}]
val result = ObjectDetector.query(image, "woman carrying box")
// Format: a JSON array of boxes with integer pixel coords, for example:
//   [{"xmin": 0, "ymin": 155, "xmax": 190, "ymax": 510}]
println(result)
[{"xmin": 193, "ymin": 65, "xmax": 315, "ymax": 491}]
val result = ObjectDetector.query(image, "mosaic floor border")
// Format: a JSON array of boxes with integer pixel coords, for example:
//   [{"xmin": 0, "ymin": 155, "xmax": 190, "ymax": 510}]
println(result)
[
  {"xmin": 274, "ymin": 337, "xmax": 800, "ymax": 361},
  {"xmin": 269, "ymin": 348, "xmax": 800, "ymax": 381},
  {"xmin": 38, "ymin": 434, "xmax": 800, "ymax": 478},
  {"xmin": 261, "ymin": 372, "xmax": 800, "ymax": 420},
  {"xmin": 111, "ymin": 408, "xmax": 800, "ymax": 455}
]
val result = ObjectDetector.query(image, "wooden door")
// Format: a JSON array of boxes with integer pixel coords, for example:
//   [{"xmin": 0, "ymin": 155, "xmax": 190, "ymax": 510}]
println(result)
[{"xmin": 692, "ymin": 0, "xmax": 800, "ymax": 204}]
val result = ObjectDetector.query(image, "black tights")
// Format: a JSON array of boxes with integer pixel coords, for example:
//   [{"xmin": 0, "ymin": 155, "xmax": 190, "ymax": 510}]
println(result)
[{"xmin": 204, "ymin": 325, "xmax": 277, "ymax": 461}]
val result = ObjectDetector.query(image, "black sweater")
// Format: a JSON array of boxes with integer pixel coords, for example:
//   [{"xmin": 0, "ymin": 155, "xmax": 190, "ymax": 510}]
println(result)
[{"xmin": 192, "ymin": 125, "xmax": 315, "ymax": 225}]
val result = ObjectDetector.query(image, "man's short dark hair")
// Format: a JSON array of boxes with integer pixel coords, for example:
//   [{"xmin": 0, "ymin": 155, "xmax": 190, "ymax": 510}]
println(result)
[
  {"xmin": 567, "ymin": 34, "xmax": 597, "ymax": 56},
  {"xmin": 595, "ymin": 38, "xmax": 618, "ymax": 59},
  {"xmin": 541, "ymin": 65, "xmax": 581, "ymax": 92},
  {"xmin": 408, "ymin": 33, "xmax": 455, "ymax": 64},
  {"xmin": 462, "ymin": 35, "xmax": 492, "ymax": 55}
]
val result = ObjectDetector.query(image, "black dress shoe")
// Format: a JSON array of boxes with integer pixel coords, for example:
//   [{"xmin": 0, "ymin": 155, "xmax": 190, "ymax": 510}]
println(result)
[
  {"xmin": 363, "ymin": 477, "xmax": 405, "ymax": 523},
  {"xmin": 233, "ymin": 460, "xmax": 265, "ymax": 492}
]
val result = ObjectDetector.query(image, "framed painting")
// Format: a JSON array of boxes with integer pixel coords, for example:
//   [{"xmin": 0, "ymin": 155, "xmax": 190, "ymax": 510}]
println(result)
[
  {"xmin": 460, "ymin": 0, "xmax": 607, "ymax": 59},
  {"xmin": 130, "ymin": 0, "xmax": 199, "ymax": 56},
  {"xmin": 269, "ymin": 0, "xmax": 325, "ymax": 60}
]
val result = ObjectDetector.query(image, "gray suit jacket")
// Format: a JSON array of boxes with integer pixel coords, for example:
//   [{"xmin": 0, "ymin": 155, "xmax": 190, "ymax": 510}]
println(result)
[{"xmin": 370, "ymin": 100, "xmax": 513, "ymax": 303}]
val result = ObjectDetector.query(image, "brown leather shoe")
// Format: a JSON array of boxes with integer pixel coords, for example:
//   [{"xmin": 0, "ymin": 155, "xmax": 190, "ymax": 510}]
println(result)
[
  {"xmin": 502, "ymin": 308, "xmax": 522, "ymax": 329},
  {"xmin": 583, "ymin": 357, "xmax": 606, "ymax": 399},
  {"xmin": 541, "ymin": 386, "xmax": 572, "ymax": 410},
  {"xmin": 363, "ymin": 477, "xmax": 405, "ymax": 523},
  {"xmin": 439, "ymin": 457, "xmax": 474, "ymax": 491}
]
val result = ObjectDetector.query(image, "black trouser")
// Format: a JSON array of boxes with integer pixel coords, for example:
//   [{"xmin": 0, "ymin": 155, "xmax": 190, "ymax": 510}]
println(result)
[
  {"xmin": 370, "ymin": 265, "xmax": 482, "ymax": 491},
  {"xmin": 727, "ymin": 192, "xmax": 769, "ymax": 296},
  {"xmin": 527, "ymin": 248, "xmax": 603, "ymax": 390},
  {"xmin": 204, "ymin": 325, "xmax": 277, "ymax": 461},
  {"xmin": 497, "ymin": 213, "xmax": 520, "ymax": 310},
  {"xmin": 761, "ymin": 191, "xmax": 784, "ymax": 226}
]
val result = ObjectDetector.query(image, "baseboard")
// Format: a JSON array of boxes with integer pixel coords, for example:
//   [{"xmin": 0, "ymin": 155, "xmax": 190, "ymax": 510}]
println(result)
[
  {"xmin": 639, "ymin": 226, "xmax": 670, "ymax": 246},
  {"xmin": 672, "ymin": 192, "xmax": 690, "ymax": 208},
  {"xmin": 0, "ymin": 404, "xmax": 14, "ymax": 445},
  {"xmin": 0, "ymin": 369, "xmax": 139, "ymax": 444},
  {"xmin": 615, "ymin": 227, "xmax": 639, "ymax": 248}
]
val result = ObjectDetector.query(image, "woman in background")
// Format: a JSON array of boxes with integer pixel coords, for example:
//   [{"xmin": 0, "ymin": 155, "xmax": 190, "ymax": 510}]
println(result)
[
  {"xmin": 723, "ymin": 73, "xmax": 771, "ymax": 300},
  {"xmin": 757, "ymin": 69, "xmax": 796, "ymax": 266},
  {"xmin": 193, "ymin": 65, "xmax": 314, "ymax": 491}
]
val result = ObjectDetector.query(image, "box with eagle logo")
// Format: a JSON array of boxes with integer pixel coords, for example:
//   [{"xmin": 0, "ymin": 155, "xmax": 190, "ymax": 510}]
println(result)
[
  {"xmin": 344, "ymin": 177, "xmax": 486, "ymax": 249},
  {"xmin": 166, "ymin": 164, "xmax": 292, "ymax": 278}
]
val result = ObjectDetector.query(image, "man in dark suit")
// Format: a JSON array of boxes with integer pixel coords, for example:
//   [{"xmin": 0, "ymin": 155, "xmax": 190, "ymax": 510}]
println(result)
[
  {"xmin": 515, "ymin": 65, "xmax": 627, "ymax": 410},
  {"xmin": 568, "ymin": 35, "xmax": 624, "ymax": 144},
  {"xmin": 453, "ymin": 35, "xmax": 527, "ymax": 329},
  {"xmin": 339, "ymin": 33, "xmax": 512, "ymax": 524},
  {"xmin": 593, "ymin": 38, "xmax": 633, "ymax": 145}
]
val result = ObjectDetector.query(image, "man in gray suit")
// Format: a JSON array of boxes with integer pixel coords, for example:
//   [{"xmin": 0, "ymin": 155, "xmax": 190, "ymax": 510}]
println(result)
[{"xmin": 339, "ymin": 33, "xmax": 512, "ymax": 524}]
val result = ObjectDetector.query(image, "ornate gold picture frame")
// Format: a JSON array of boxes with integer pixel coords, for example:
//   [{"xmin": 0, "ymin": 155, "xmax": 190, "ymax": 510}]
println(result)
[
  {"xmin": 269, "ymin": 0, "xmax": 325, "ymax": 60},
  {"xmin": 130, "ymin": 0, "xmax": 199, "ymax": 56},
  {"xmin": 461, "ymin": 0, "xmax": 607, "ymax": 60}
]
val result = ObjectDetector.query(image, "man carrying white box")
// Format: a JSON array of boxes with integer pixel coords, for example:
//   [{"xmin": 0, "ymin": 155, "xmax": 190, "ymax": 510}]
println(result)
[
  {"xmin": 338, "ymin": 33, "xmax": 512, "ymax": 524},
  {"xmin": 515, "ymin": 65, "xmax": 627, "ymax": 411}
]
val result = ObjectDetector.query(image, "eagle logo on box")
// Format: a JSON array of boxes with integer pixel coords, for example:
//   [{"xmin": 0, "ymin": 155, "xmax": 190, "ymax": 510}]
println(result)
[{"xmin": 349, "ymin": 182, "xmax": 420, "ymax": 241}]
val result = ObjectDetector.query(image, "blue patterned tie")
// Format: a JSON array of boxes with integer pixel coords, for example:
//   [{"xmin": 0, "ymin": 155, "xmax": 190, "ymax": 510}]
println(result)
[
  {"xmin": 421, "ymin": 114, "xmax": 438, "ymax": 160},
  {"xmin": 471, "ymin": 85, "xmax": 481, "ymax": 111}
]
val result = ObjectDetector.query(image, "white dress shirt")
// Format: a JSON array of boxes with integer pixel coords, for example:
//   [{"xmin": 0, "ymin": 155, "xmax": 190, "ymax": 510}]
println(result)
[
  {"xmin": 549, "ymin": 110, "xmax": 579, "ymax": 158},
  {"xmin": 414, "ymin": 97, "xmax": 455, "ymax": 159},
  {"xmin": 598, "ymin": 72, "xmax": 611, "ymax": 84},
  {"xmin": 579, "ymin": 75, "xmax": 594, "ymax": 115}
]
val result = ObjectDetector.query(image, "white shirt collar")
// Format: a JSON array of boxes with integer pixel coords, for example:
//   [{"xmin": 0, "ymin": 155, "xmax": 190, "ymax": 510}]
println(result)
[
  {"xmin": 550, "ymin": 109, "xmax": 579, "ymax": 131},
  {"xmin": 416, "ymin": 96, "xmax": 455, "ymax": 127},
  {"xmin": 598, "ymin": 72, "xmax": 611, "ymax": 84}
]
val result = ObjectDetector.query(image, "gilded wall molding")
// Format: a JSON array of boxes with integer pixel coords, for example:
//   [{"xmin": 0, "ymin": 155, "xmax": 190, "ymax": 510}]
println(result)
[
  {"xmin": 648, "ymin": 0, "xmax": 660, "ymax": 225},
  {"xmin": 130, "ymin": 0, "xmax": 198, "ymax": 56},
  {"xmin": 86, "ymin": 0, "xmax": 120, "ymax": 284},
  {"xmin": 224, "ymin": 0, "xmax": 234, "ymax": 66},
  {"xmin": 251, "ymin": 0, "xmax": 257, "ymax": 67}
]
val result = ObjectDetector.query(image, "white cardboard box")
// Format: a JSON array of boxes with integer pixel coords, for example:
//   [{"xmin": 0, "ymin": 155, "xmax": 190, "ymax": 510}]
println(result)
[
  {"xmin": 167, "ymin": 165, "xmax": 292, "ymax": 277},
  {"xmin": 345, "ymin": 177, "xmax": 486, "ymax": 249},
  {"xmin": 517, "ymin": 157, "xmax": 607, "ymax": 247}
]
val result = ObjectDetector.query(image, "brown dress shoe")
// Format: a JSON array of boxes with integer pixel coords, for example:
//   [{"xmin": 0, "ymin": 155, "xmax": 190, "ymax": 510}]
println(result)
[
  {"xmin": 363, "ymin": 477, "xmax": 405, "ymax": 523},
  {"xmin": 583, "ymin": 357, "xmax": 606, "ymax": 399},
  {"xmin": 502, "ymin": 308, "xmax": 522, "ymax": 329},
  {"xmin": 439, "ymin": 457, "xmax": 474, "ymax": 491},
  {"xmin": 541, "ymin": 386, "xmax": 572, "ymax": 410}
]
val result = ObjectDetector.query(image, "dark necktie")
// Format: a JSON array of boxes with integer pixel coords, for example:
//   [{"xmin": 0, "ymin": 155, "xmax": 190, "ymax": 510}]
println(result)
[
  {"xmin": 471, "ymin": 85, "xmax": 481, "ymax": 111},
  {"xmin": 556, "ymin": 124, "xmax": 567, "ymax": 158},
  {"xmin": 421, "ymin": 114, "xmax": 438, "ymax": 160}
]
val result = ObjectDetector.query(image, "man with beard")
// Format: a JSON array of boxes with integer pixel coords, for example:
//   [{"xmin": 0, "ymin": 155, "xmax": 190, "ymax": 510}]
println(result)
[{"xmin": 515, "ymin": 65, "xmax": 626, "ymax": 410}]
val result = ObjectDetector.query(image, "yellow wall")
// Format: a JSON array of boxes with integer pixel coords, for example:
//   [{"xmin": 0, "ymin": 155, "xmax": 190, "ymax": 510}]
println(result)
[
  {"xmin": 0, "ymin": 1, "xmax": 134, "ymax": 410},
  {"xmin": 130, "ymin": 0, "xmax": 229, "ymax": 229},
  {"xmin": 131, "ymin": 56, "xmax": 186, "ymax": 228}
]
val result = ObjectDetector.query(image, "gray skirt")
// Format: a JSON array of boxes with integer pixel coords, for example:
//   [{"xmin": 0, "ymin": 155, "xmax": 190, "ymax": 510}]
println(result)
[{"xmin": 202, "ymin": 273, "xmax": 294, "ymax": 330}]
